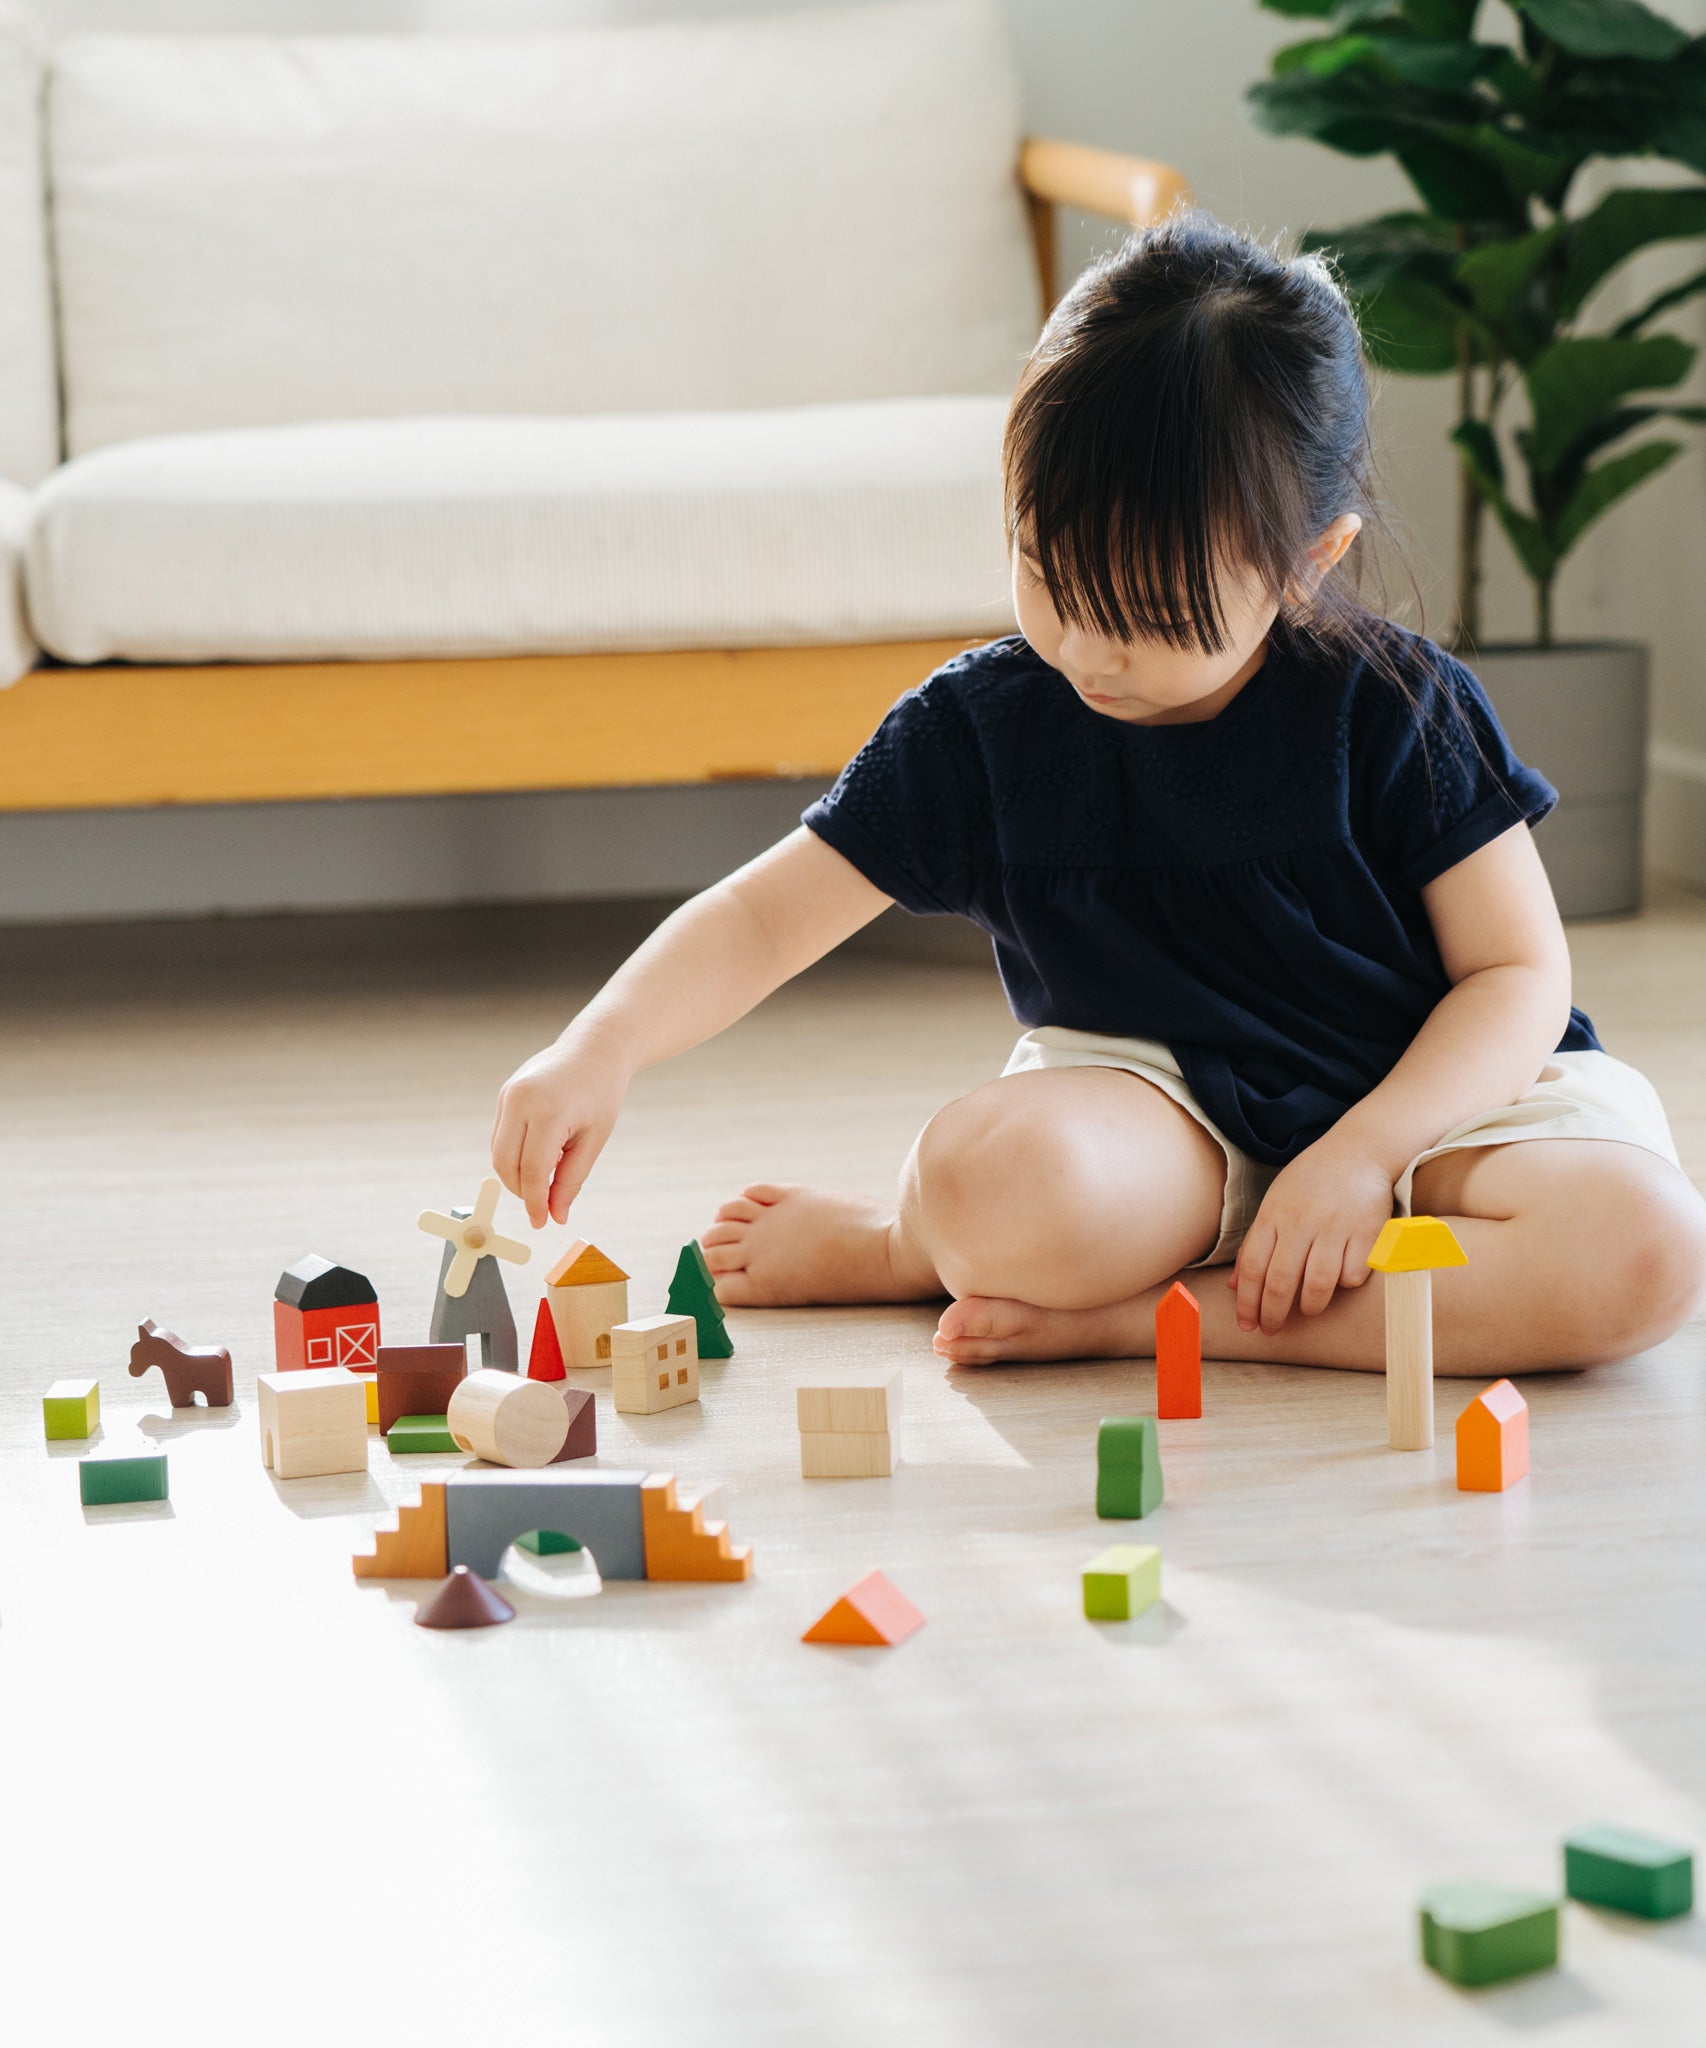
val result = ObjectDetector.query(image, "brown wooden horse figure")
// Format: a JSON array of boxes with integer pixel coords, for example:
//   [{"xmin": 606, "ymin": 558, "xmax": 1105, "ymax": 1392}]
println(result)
[{"xmin": 129, "ymin": 1318, "xmax": 234, "ymax": 1408}]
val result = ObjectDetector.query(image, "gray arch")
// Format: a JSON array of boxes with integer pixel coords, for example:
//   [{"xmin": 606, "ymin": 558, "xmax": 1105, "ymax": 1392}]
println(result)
[{"xmin": 444, "ymin": 1468, "xmax": 647, "ymax": 1579}]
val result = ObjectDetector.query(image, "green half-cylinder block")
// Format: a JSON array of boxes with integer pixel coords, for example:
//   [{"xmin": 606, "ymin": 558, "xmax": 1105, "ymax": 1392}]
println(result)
[
  {"xmin": 1096, "ymin": 1415, "xmax": 1163, "ymax": 1519},
  {"xmin": 1564, "ymin": 1825, "xmax": 1694, "ymax": 1919},
  {"xmin": 1082, "ymin": 1544, "xmax": 1161, "ymax": 1621},
  {"xmin": 515, "ymin": 1529, "xmax": 582, "ymax": 1555},
  {"xmin": 44, "ymin": 1378, "xmax": 101, "ymax": 1441},
  {"xmin": 387, "ymin": 1414, "xmax": 459, "ymax": 1454},
  {"xmin": 1419, "ymin": 1883, "xmax": 1559, "ymax": 1987},
  {"xmin": 79, "ymin": 1452, "xmax": 169, "ymax": 1506},
  {"xmin": 667, "ymin": 1240, "xmax": 734, "ymax": 1359}
]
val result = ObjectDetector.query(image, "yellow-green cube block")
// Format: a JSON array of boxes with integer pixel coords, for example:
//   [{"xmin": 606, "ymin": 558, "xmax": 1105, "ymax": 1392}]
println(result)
[
  {"xmin": 44, "ymin": 1378, "xmax": 100, "ymax": 1441},
  {"xmin": 1082, "ymin": 1544, "xmax": 1161, "ymax": 1621}
]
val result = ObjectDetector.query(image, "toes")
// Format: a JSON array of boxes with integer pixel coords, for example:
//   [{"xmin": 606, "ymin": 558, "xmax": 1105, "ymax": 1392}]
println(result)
[
  {"xmin": 713, "ymin": 1270, "xmax": 761, "ymax": 1306},
  {"xmin": 936, "ymin": 1295, "xmax": 1001, "ymax": 1343},
  {"xmin": 701, "ymin": 1243, "xmax": 746, "ymax": 1275},
  {"xmin": 712, "ymin": 1196, "xmax": 764, "ymax": 1225},
  {"xmin": 701, "ymin": 1221, "xmax": 747, "ymax": 1248},
  {"xmin": 739, "ymin": 1182, "xmax": 790, "ymax": 1205}
]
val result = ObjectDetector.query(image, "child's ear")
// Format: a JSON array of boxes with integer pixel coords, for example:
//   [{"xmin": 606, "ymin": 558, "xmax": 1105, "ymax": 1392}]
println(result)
[{"xmin": 1309, "ymin": 514, "xmax": 1362, "ymax": 579}]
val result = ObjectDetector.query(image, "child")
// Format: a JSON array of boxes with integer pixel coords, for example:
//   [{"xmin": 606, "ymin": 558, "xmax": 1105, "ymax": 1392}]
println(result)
[{"xmin": 492, "ymin": 214, "xmax": 1706, "ymax": 1376}]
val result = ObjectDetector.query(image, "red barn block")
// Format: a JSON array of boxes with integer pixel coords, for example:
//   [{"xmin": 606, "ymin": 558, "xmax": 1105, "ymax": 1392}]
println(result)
[
  {"xmin": 1156, "ymin": 1280, "xmax": 1201, "ymax": 1420},
  {"xmin": 1456, "ymin": 1378, "xmax": 1529, "ymax": 1492},
  {"xmin": 273, "ymin": 1256, "xmax": 381, "ymax": 1373}
]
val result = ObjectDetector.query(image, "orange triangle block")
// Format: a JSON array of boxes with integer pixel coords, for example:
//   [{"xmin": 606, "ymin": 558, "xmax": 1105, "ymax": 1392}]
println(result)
[
  {"xmin": 802, "ymin": 1569, "xmax": 924, "ymax": 1646},
  {"xmin": 527, "ymin": 1297, "xmax": 565, "ymax": 1381},
  {"xmin": 546, "ymin": 1239, "xmax": 629, "ymax": 1288}
]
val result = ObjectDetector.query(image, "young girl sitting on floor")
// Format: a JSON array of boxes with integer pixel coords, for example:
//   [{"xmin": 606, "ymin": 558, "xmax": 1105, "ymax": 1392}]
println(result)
[{"xmin": 491, "ymin": 214, "xmax": 1706, "ymax": 1376}]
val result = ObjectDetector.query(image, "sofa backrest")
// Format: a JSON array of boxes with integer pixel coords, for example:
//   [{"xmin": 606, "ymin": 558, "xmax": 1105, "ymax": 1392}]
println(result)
[
  {"xmin": 0, "ymin": 3, "xmax": 60, "ymax": 483},
  {"xmin": 48, "ymin": 0, "xmax": 1041, "ymax": 458}
]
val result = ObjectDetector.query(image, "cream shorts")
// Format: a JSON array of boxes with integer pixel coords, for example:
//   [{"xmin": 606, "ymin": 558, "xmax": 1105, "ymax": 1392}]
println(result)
[{"xmin": 1001, "ymin": 1025, "xmax": 1682, "ymax": 1268}]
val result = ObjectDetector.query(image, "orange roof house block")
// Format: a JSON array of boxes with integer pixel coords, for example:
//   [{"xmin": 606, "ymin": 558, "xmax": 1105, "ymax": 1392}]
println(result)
[
  {"xmin": 1456, "ymin": 1378, "xmax": 1529, "ymax": 1492},
  {"xmin": 543, "ymin": 1240, "xmax": 630, "ymax": 1372}
]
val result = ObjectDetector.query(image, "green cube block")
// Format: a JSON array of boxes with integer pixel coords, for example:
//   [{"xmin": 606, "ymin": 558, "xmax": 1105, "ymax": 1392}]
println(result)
[
  {"xmin": 79, "ymin": 1452, "xmax": 169, "ymax": 1506},
  {"xmin": 1096, "ymin": 1415, "xmax": 1163, "ymax": 1519},
  {"xmin": 44, "ymin": 1378, "xmax": 101, "ymax": 1441},
  {"xmin": 1082, "ymin": 1544, "xmax": 1161, "ymax": 1621},
  {"xmin": 1419, "ymin": 1883, "xmax": 1559, "ymax": 1987},
  {"xmin": 386, "ymin": 1414, "xmax": 459, "ymax": 1454},
  {"xmin": 515, "ymin": 1529, "xmax": 582, "ymax": 1555},
  {"xmin": 1564, "ymin": 1825, "xmax": 1693, "ymax": 1920}
]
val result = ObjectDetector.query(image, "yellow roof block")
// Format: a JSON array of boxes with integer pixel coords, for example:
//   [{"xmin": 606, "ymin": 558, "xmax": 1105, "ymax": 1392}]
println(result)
[
  {"xmin": 545, "ymin": 1239, "xmax": 629, "ymax": 1287},
  {"xmin": 1367, "ymin": 1215, "xmax": 1468, "ymax": 1273}
]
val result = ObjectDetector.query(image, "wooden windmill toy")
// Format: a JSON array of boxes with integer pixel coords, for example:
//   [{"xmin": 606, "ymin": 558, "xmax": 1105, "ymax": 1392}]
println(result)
[
  {"xmin": 1367, "ymin": 1214, "xmax": 1468, "ymax": 1451},
  {"xmin": 418, "ymin": 1175, "xmax": 532, "ymax": 1372}
]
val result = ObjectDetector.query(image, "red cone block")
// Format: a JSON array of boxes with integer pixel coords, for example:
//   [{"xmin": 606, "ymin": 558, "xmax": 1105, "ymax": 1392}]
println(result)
[
  {"xmin": 527, "ymin": 1297, "xmax": 566, "ymax": 1381},
  {"xmin": 415, "ymin": 1565, "xmax": 515, "ymax": 1629}
]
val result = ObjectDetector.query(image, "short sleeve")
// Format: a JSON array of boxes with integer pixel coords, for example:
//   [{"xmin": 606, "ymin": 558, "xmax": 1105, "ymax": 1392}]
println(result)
[
  {"xmin": 802, "ymin": 675, "xmax": 990, "ymax": 917},
  {"xmin": 1351, "ymin": 648, "xmax": 1558, "ymax": 892}
]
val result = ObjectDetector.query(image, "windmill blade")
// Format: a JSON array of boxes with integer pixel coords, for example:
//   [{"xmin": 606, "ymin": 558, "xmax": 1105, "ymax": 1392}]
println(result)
[
  {"xmin": 443, "ymin": 1244, "xmax": 479, "ymax": 1298},
  {"xmin": 470, "ymin": 1177, "xmax": 501, "ymax": 1230},
  {"xmin": 417, "ymin": 1208, "xmax": 459, "ymax": 1244},
  {"xmin": 488, "ymin": 1229, "xmax": 532, "ymax": 1268}
]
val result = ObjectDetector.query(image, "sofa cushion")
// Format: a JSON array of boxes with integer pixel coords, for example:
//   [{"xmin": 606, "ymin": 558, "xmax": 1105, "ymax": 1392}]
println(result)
[
  {"xmin": 0, "ymin": 4, "xmax": 59, "ymax": 484},
  {"xmin": 48, "ymin": 0, "xmax": 1040, "ymax": 458},
  {"xmin": 0, "ymin": 479, "xmax": 38, "ymax": 683},
  {"xmin": 25, "ymin": 398, "xmax": 1018, "ymax": 664}
]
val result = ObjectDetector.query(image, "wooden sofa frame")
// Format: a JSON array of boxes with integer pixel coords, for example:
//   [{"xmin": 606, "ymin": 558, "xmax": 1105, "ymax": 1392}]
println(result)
[{"xmin": 0, "ymin": 141, "xmax": 1187, "ymax": 814}]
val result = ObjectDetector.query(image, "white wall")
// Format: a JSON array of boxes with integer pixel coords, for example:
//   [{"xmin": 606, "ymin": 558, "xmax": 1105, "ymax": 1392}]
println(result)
[{"xmin": 6, "ymin": 0, "xmax": 1704, "ymax": 918}]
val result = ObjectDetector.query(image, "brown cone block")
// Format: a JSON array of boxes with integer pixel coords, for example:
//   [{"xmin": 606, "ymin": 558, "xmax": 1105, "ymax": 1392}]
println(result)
[
  {"xmin": 552, "ymin": 1385, "xmax": 598, "ymax": 1462},
  {"xmin": 414, "ymin": 1565, "xmax": 515, "ymax": 1629}
]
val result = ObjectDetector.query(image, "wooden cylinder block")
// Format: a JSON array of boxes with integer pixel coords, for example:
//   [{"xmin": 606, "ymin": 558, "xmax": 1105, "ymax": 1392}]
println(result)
[
  {"xmin": 447, "ymin": 1369, "xmax": 569, "ymax": 1468},
  {"xmin": 1384, "ymin": 1269, "xmax": 1434, "ymax": 1451}
]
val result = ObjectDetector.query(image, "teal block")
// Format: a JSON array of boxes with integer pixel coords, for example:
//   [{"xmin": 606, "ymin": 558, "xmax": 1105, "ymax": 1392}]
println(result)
[
  {"xmin": 1419, "ymin": 1883, "xmax": 1559, "ymax": 1987},
  {"xmin": 79, "ymin": 1452, "xmax": 169, "ymax": 1506},
  {"xmin": 1096, "ymin": 1415, "xmax": 1162, "ymax": 1519},
  {"xmin": 1082, "ymin": 1544, "xmax": 1161, "ymax": 1621},
  {"xmin": 387, "ymin": 1414, "xmax": 459, "ymax": 1454},
  {"xmin": 515, "ymin": 1529, "xmax": 582, "ymax": 1555},
  {"xmin": 1564, "ymin": 1825, "xmax": 1693, "ymax": 1920}
]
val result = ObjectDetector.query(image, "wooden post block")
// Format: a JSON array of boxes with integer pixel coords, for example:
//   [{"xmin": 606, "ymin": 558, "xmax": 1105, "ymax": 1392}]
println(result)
[
  {"xmin": 1082, "ymin": 1544, "xmax": 1161, "ymax": 1621},
  {"xmin": 44, "ymin": 1377, "xmax": 100, "ymax": 1440},
  {"xmin": 799, "ymin": 1429, "xmax": 897, "ymax": 1479},
  {"xmin": 1563, "ymin": 1825, "xmax": 1693, "ymax": 1920},
  {"xmin": 257, "ymin": 1367, "xmax": 369, "ymax": 1479},
  {"xmin": 79, "ymin": 1450, "xmax": 168, "ymax": 1506},
  {"xmin": 1418, "ymin": 1883, "xmax": 1558, "ymax": 1986},
  {"xmin": 1155, "ymin": 1281, "xmax": 1201, "ymax": 1419},
  {"xmin": 1456, "ymin": 1378, "xmax": 1529, "ymax": 1491},
  {"xmin": 446, "ymin": 1369, "xmax": 570, "ymax": 1468},
  {"xmin": 1368, "ymin": 1215, "xmax": 1468, "ymax": 1453},
  {"xmin": 610, "ymin": 1314, "xmax": 699, "ymax": 1415},
  {"xmin": 353, "ymin": 1481, "xmax": 447, "ymax": 1579}
]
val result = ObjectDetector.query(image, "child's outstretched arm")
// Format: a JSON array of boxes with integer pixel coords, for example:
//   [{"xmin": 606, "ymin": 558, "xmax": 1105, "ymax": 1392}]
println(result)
[
  {"xmin": 1231, "ymin": 822, "xmax": 1573, "ymax": 1335},
  {"xmin": 491, "ymin": 827, "xmax": 891, "ymax": 1228}
]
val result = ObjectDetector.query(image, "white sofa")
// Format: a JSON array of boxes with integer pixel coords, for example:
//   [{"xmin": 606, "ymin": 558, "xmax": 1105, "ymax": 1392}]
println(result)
[{"xmin": 0, "ymin": 0, "xmax": 1182, "ymax": 806}]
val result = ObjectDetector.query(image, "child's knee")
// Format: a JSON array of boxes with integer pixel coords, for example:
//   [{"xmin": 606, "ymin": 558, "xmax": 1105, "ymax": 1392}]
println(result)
[
  {"xmin": 906, "ymin": 1086, "xmax": 1079, "ymax": 1286},
  {"xmin": 1551, "ymin": 1165, "xmax": 1706, "ymax": 1363}
]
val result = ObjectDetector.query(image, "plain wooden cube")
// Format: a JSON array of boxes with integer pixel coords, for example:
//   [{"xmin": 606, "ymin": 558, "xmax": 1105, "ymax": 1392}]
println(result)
[
  {"xmin": 800, "ymin": 1429, "xmax": 897, "ymax": 1479},
  {"xmin": 795, "ymin": 1372, "xmax": 902, "ymax": 1436},
  {"xmin": 257, "ymin": 1367, "xmax": 369, "ymax": 1479}
]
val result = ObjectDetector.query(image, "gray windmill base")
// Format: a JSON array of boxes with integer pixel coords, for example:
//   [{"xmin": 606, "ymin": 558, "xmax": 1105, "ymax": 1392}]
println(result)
[{"xmin": 428, "ymin": 1210, "xmax": 519, "ymax": 1372}]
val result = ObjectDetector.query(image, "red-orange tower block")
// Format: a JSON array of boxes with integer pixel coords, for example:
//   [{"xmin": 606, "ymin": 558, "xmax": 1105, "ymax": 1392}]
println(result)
[
  {"xmin": 1456, "ymin": 1378, "xmax": 1528, "ymax": 1492},
  {"xmin": 1156, "ymin": 1280, "xmax": 1201, "ymax": 1419},
  {"xmin": 527, "ymin": 1297, "xmax": 566, "ymax": 1381}
]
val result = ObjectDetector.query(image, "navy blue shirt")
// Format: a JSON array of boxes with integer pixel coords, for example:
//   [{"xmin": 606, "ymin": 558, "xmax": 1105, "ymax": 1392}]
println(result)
[{"xmin": 803, "ymin": 625, "xmax": 1600, "ymax": 1167}]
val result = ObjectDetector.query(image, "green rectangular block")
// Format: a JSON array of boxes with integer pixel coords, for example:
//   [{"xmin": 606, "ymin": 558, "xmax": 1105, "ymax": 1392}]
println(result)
[
  {"xmin": 1096, "ymin": 1415, "xmax": 1163, "ymax": 1519},
  {"xmin": 1564, "ymin": 1825, "xmax": 1693, "ymax": 1920},
  {"xmin": 1419, "ymin": 1883, "xmax": 1559, "ymax": 1987},
  {"xmin": 386, "ymin": 1414, "xmax": 459, "ymax": 1454},
  {"xmin": 1082, "ymin": 1544, "xmax": 1161, "ymax": 1621},
  {"xmin": 44, "ymin": 1378, "xmax": 101, "ymax": 1441},
  {"xmin": 515, "ymin": 1528, "xmax": 582, "ymax": 1555},
  {"xmin": 79, "ymin": 1452, "xmax": 169, "ymax": 1506}
]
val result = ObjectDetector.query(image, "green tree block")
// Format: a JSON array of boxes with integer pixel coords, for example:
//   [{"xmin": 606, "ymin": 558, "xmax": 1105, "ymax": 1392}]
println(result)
[
  {"xmin": 43, "ymin": 1378, "xmax": 100, "ymax": 1440},
  {"xmin": 515, "ymin": 1529, "xmax": 582, "ymax": 1555},
  {"xmin": 1419, "ymin": 1883, "xmax": 1559, "ymax": 1987},
  {"xmin": 79, "ymin": 1452, "xmax": 168, "ymax": 1506},
  {"xmin": 1564, "ymin": 1825, "xmax": 1693, "ymax": 1920},
  {"xmin": 667, "ymin": 1240, "xmax": 733, "ymax": 1359},
  {"xmin": 1082, "ymin": 1544, "xmax": 1161, "ymax": 1621},
  {"xmin": 1096, "ymin": 1416, "xmax": 1163, "ymax": 1519},
  {"xmin": 386, "ymin": 1414, "xmax": 459, "ymax": 1454}
]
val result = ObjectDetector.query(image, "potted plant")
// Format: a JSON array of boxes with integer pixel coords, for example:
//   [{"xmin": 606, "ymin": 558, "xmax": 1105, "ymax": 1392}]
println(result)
[{"xmin": 1248, "ymin": 0, "xmax": 1706, "ymax": 916}]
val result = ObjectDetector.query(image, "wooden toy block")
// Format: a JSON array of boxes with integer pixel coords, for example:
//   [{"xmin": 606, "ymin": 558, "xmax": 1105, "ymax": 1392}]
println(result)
[
  {"xmin": 79, "ymin": 1450, "xmax": 168, "ymax": 1506},
  {"xmin": 666, "ymin": 1239, "xmax": 733, "ymax": 1358},
  {"xmin": 802, "ymin": 1570, "xmax": 924, "ymax": 1646},
  {"xmin": 795, "ymin": 1371, "xmax": 902, "ymax": 1436},
  {"xmin": 1082, "ymin": 1544, "xmax": 1161, "ymax": 1621},
  {"xmin": 1563, "ymin": 1825, "xmax": 1693, "ymax": 1919},
  {"xmin": 387, "ymin": 1414, "xmax": 459, "ymax": 1454},
  {"xmin": 1418, "ymin": 1882, "xmax": 1558, "ymax": 1987},
  {"xmin": 1155, "ymin": 1280, "xmax": 1201, "ymax": 1419},
  {"xmin": 544, "ymin": 1239, "xmax": 630, "ymax": 1371},
  {"xmin": 363, "ymin": 1376, "xmax": 379, "ymax": 1425},
  {"xmin": 257, "ymin": 1367, "xmax": 368, "ymax": 1480},
  {"xmin": 444, "ymin": 1468, "xmax": 649, "ymax": 1580},
  {"xmin": 418, "ymin": 1175, "xmax": 531, "ymax": 1297},
  {"xmin": 1368, "ymin": 1214, "xmax": 1468, "ymax": 1451},
  {"xmin": 446, "ymin": 1369, "xmax": 570, "ymax": 1468},
  {"xmin": 353, "ymin": 1481, "xmax": 448, "ymax": 1579},
  {"xmin": 415, "ymin": 1566, "xmax": 515, "ymax": 1629},
  {"xmin": 420, "ymin": 1179, "xmax": 530, "ymax": 1372},
  {"xmin": 376, "ymin": 1343, "xmax": 467, "ymax": 1435},
  {"xmin": 554, "ymin": 1384, "xmax": 597, "ymax": 1463},
  {"xmin": 799, "ymin": 1429, "xmax": 897, "ymax": 1478},
  {"xmin": 610, "ymin": 1313, "xmax": 700, "ymax": 1415},
  {"xmin": 128, "ymin": 1318, "xmax": 234, "ymax": 1408},
  {"xmin": 1096, "ymin": 1416, "xmax": 1163, "ymax": 1519},
  {"xmin": 43, "ymin": 1377, "xmax": 100, "ymax": 1440},
  {"xmin": 640, "ymin": 1473, "xmax": 753, "ymax": 1581},
  {"xmin": 1456, "ymin": 1378, "xmax": 1528, "ymax": 1492},
  {"xmin": 516, "ymin": 1528, "xmax": 581, "ymax": 1555},
  {"xmin": 527, "ymin": 1297, "xmax": 566, "ymax": 1381},
  {"xmin": 272, "ymin": 1255, "xmax": 380, "ymax": 1372}
]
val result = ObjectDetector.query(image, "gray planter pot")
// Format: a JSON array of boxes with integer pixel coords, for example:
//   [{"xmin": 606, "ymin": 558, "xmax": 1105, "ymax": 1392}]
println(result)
[{"xmin": 1467, "ymin": 642, "xmax": 1649, "ymax": 920}]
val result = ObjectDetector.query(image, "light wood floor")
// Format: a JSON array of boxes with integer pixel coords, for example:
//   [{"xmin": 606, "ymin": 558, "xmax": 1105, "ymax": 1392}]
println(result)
[{"xmin": 4, "ymin": 886, "xmax": 1705, "ymax": 2046}]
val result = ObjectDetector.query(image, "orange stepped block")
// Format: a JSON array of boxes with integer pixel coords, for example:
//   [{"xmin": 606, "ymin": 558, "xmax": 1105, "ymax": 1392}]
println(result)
[
  {"xmin": 802, "ymin": 1569, "xmax": 925, "ymax": 1646},
  {"xmin": 1156, "ymin": 1280, "xmax": 1202, "ymax": 1419},
  {"xmin": 639, "ymin": 1474, "xmax": 753, "ymax": 1582},
  {"xmin": 352, "ymin": 1481, "xmax": 449, "ymax": 1579},
  {"xmin": 1456, "ymin": 1379, "xmax": 1529, "ymax": 1492}
]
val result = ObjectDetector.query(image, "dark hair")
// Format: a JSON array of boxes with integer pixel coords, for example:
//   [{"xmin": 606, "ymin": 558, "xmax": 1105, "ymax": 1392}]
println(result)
[{"xmin": 1002, "ymin": 210, "xmax": 1407, "ymax": 667}]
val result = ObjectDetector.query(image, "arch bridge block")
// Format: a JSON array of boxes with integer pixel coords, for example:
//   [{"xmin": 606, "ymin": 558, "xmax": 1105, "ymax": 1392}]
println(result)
[{"xmin": 444, "ymin": 1468, "xmax": 649, "ymax": 1579}]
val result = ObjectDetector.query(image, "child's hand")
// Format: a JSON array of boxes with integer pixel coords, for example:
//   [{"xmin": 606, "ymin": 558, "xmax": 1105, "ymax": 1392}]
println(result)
[
  {"xmin": 491, "ymin": 1041, "xmax": 628, "ymax": 1230},
  {"xmin": 1227, "ymin": 1140, "xmax": 1395, "ymax": 1336}
]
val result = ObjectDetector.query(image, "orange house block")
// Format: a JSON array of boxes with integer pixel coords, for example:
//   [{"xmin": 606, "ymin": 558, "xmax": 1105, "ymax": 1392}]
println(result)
[
  {"xmin": 1156, "ymin": 1280, "xmax": 1201, "ymax": 1419},
  {"xmin": 1456, "ymin": 1379, "xmax": 1529, "ymax": 1492}
]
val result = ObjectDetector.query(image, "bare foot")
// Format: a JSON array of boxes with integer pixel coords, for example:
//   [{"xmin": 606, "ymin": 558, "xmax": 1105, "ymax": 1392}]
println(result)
[
  {"xmin": 701, "ymin": 1182, "xmax": 942, "ymax": 1307},
  {"xmin": 934, "ymin": 1291, "xmax": 1155, "ymax": 1366}
]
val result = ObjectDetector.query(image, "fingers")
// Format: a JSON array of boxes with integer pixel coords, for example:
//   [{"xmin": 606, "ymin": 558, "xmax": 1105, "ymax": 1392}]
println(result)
[
  {"xmin": 1233, "ymin": 1224, "xmax": 1274, "ymax": 1333},
  {"xmin": 1297, "ymin": 1235, "xmax": 1346, "ymax": 1318},
  {"xmin": 517, "ymin": 1114, "xmax": 573, "ymax": 1230},
  {"xmin": 1257, "ymin": 1236, "xmax": 1309, "ymax": 1334},
  {"xmin": 490, "ymin": 1094, "xmax": 527, "ymax": 1203}
]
